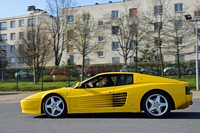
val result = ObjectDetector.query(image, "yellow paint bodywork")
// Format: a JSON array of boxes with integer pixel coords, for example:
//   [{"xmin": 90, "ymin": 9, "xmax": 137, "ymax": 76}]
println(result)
[{"xmin": 20, "ymin": 72, "xmax": 193, "ymax": 115}]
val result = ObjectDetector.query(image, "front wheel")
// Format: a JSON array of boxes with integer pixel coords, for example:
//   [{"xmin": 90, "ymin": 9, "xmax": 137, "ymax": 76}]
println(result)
[
  {"xmin": 43, "ymin": 95, "xmax": 67, "ymax": 118},
  {"xmin": 142, "ymin": 91, "xmax": 171, "ymax": 118}
]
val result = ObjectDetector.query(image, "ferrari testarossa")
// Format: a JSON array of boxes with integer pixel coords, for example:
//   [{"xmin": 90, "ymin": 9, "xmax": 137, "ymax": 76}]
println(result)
[{"xmin": 20, "ymin": 72, "xmax": 193, "ymax": 118}]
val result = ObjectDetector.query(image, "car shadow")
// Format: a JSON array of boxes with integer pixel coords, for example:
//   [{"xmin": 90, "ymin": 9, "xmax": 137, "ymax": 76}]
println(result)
[{"xmin": 34, "ymin": 112, "xmax": 200, "ymax": 119}]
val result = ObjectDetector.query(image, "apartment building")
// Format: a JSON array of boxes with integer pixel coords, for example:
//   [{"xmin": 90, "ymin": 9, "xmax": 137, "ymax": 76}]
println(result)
[
  {"xmin": 0, "ymin": 1, "xmax": 199, "ymax": 68},
  {"xmin": 0, "ymin": 6, "xmax": 54, "ymax": 68},
  {"xmin": 61, "ymin": 0, "xmax": 200, "ymax": 65}
]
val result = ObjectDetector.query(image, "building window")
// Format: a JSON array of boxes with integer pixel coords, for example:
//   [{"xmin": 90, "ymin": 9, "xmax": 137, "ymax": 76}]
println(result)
[
  {"xmin": 67, "ymin": 45, "xmax": 74, "ymax": 52},
  {"xmin": 98, "ymin": 21, "xmax": 103, "ymax": 26},
  {"xmin": 67, "ymin": 15, "xmax": 74, "ymax": 23},
  {"xmin": 111, "ymin": 11, "xmax": 119, "ymax": 18},
  {"xmin": 129, "ymin": 8, "xmax": 137, "ymax": 17},
  {"xmin": 10, "ymin": 45, "xmax": 15, "ymax": 52},
  {"xmin": 112, "ymin": 26, "xmax": 119, "ymax": 34},
  {"xmin": 194, "ymin": 46, "xmax": 200, "ymax": 52},
  {"xmin": 67, "ymin": 30, "xmax": 74, "ymax": 38},
  {"xmin": 194, "ymin": 11, "xmax": 200, "ymax": 17},
  {"xmin": 112, "ymin": 57, "xmax": 120, "ymax": 63},
  {"xmin": 130, "ymin": 41, "xmax": 136, "ymax": 49},
  {"xmin": 154, "ymin": 38, "xmax": 162, "ymax": 47},
  {"xmin": 85, "ymin": 44, "xmax": 90, "ymax": 52},
  {"xmin": 83, "ymin": 29, "xmax": 90, "ymax": 36},
  {"xmin": 154, "ymin": 22, "xmax": 162, "ymax": 31},
  {"xmin": 10, "ymin": 33, "xmax": 15, "ymax": 40},
  {"xmin": 19, "ymin": 20, "xmax": 24, "ymax": 27},
  {"xmin": 10, "ymin": 21, "xmax": 15, "ymax": 28},
  {"xmin": 28, "ymin": 18, "xmax": 36, "ymax": 26},
  {"xmin": 98, "ymin": 36, "xmax": 103, "ymax": 42},
  {"xmin": 19, "ymin": 32, "xmax": 24, "ymax": 39},
  {"xmin": 174, "ymin": 20, "xmax": 183, "ymax": 29},
  {"xmin": 0, "ymin": 22, "xmax": 7, "ymax": 30},
  {"xmin": 10, "ymin": 57, "xmax": 16, "ymax": 64},
  {"xmin": 130, "ymin": 56, "xmax": 134, "ymax": 63},
  {"xmin": 174, "ymin": 3, "xmax": 183, "ymax": 12},
  {"xmin": 154, "ymin": 5, "xmax": 162, "ymax": 14},
  {"xmin": 19, "ymin": 57, "xmax": 24, "ymax": 63},
  {"xmin": 84, "ymin": 59, "xmax": 90, "ymax": 65},
  {"xmin": 28, "ymin": 31, "xmax": 34, "ymax": 40},
  {"xmin": 0, "ymin": 34, "xmax": 7, "ymax": 41},
  {"xmin": 174, "ymin": 37, "xmax": 183, "ymax": 46},
  {"xmin": 0, "ymin": 46, "xmax": 7, "ymax": 51},
  {"xmin": 98, "ymin": 51, "xmax": 104, "ymax": 57},
  {"xmin": 112, "ymin": 42, "xmax": 119, "ymax": 51},
  {"xmin": 155, "ymin": 55, "xmax": 161, "ymax": 61},
  {"xmin": 175, "ymin": 54, "xmax": 184, "ymax": 61},
  {"xmin": 83, "ymin": 14, "xmax": 90, "ymax": 22}
]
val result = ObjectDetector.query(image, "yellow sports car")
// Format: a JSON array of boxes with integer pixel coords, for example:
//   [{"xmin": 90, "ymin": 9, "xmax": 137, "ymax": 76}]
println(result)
[{"xmin": 20, "ymin": 72, "xmax": 193, "ymax": 118}]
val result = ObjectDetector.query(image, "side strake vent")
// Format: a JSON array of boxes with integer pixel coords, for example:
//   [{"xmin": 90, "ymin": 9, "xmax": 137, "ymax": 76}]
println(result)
[{"xmin": 113, "ymin": 93, "xmax": 127, "ymax": 107}]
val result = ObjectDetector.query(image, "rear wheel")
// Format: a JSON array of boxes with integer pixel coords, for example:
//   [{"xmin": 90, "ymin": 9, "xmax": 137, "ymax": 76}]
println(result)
[
  {"xmin": 43, "ymin": 95, "xmax": 67, "ymax": 118},
  {"xmin": 165, "ymin": 71, "xmax": 170, "ymax": 76},
  {"xmin": 187, "ymin": 70, "xmax": 193, "ymax": 75},
  {"xmin": 143, "ymin": 91, "xmax": 171, "ymax": 118}
]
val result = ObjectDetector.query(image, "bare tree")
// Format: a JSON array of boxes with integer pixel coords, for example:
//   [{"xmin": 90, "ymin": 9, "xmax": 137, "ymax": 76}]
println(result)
[
  {"xmin": 15, "ymin": 16, "xmax": 53, "ymax": 83},
  {"xmin": 44, "ymin": 0, "xmax": 76, "ymax": 66},
  {"xmin": 144, "ymin": 0, "xmax": 173, "ymax": 77},
  {"xmin": 104, "ymin": 3, "xmax": 146, "ymax": 72},
  {"xmin": 67, "ymin": 11, "xmax": 107, "ymax": 81},
  {"xmin": 166, "ymin": 10, "xmax": 195, "ymax": 78}
]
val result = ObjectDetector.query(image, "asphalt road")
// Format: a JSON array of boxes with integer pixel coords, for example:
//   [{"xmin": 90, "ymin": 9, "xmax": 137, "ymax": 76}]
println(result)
[{"xmin": 0, "ymin": 99, "xmax": 200, "ymax": 133}]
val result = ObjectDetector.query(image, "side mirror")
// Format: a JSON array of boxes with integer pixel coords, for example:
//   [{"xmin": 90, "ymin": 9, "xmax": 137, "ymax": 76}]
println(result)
[{"xmin": 75, "ymin": 82, "xmax": 81, "ymax": 88}]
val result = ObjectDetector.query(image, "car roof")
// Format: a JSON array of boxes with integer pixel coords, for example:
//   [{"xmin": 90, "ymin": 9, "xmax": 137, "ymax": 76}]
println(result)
[{"xmin": 96, "ymin": 72, "xmax": 135, "ymax": 75}]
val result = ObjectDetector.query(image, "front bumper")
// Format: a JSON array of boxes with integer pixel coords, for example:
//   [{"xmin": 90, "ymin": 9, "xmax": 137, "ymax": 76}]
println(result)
[{"xmin": 20, "ymin": 99, "xmax": 42, "ymax": 115}]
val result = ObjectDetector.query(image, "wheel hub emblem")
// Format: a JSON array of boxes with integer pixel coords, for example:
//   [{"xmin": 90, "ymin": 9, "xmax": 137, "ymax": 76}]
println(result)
[{"xmin": 53, "ymin": 104, "xmax": 57, "ymax": 109}]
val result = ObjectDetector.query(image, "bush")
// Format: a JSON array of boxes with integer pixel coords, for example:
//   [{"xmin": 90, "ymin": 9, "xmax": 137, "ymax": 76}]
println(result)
[
  {"xmin": 40, "ymin": 76, "xmax": 53, "ymax": 82},
  {"xmin": 54, "ymin": 76, "xmax": 68, "ymax": 82}
]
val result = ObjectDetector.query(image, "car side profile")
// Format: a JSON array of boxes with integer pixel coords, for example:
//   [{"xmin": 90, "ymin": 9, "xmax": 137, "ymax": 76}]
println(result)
[{"xmin": 20, "ymin": 72, "xmax": 193, "ymax": 118}]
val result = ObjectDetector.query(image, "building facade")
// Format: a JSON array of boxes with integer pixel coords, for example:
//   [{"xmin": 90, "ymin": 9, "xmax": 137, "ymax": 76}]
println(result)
[
  {"xmin": 0, "ymin": 6, "xmax": 54, "ymax": 68},
  {"xmin": 0, "ymin": 1, "xmax": 200, "ymax": 68},
  {"xmin": 61, "ymin": 0, "xmax": 200, "ymax": 65}
]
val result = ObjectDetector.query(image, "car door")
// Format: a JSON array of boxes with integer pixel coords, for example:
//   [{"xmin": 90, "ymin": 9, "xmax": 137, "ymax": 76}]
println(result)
[
  {"xmin": 113, "ymin": 74, "xmax": 137, "ymax": 112},
  {"xmin": 69, "ymin": 83, "xmax": 115, "ymax": 113}
]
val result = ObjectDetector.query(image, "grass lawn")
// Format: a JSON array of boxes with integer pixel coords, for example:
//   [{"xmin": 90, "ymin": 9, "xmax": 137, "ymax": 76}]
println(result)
[{"xmin": 0, "ymin": 76, "xmax": 197, "ymax": 91}]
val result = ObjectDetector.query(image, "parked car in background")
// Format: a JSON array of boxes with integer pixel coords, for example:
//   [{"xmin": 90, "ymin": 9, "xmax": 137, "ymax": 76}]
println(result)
[
  {"xmin": 15, "ymin": 70, "xmax": 33, "ymax": 78},
  {"xmin": 163, "ymin": 65, "xmax": 186, "ymax": 76},
  {"xmin": 185, "ymin": 65, "xmax": 200, "ymax": 75},
  {"xmin": 120, "ymin": 65, "xmax": 147, "ymax": 73},
  {"xmin": 84, "ymin": 66, "xmax": 111, "ymax": 77},
  {"xmin": 50, "ymin": 69, "xmax": 68, "ymax": 76},
  {"xmin": 0, "ymin": 71, "xmax": 9, "ymax": 79}
]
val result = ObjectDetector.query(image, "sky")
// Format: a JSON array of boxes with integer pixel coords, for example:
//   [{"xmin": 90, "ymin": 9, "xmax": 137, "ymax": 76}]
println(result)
[{"xmin": 0, "ymin": 0, "xmax": 120, "ymax": 18}]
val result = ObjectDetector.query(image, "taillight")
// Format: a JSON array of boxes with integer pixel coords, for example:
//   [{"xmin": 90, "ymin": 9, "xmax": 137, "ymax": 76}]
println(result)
[{"xmin": 185, "ymin": 86, "xmax": 191, "ymax": 95}]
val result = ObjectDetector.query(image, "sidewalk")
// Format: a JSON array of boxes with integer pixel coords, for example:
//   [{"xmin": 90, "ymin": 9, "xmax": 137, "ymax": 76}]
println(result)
[{"xmin": 0, "ymin": 91, "xmax": 200, "ymax": 103}]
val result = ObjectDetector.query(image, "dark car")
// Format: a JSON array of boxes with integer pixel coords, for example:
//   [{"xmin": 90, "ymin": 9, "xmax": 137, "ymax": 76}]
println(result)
[
  {"xmin": 15, "ymin": 70, "xmax": 33, "ymax": 78},
  {"xmin": 185, "ymin": 65, "xmax": 200, "ymax": 75},
  {"xmin": 163, "ymin": 65, "xmax": 186, "ymax": 76},
  {"xmin": 120, "ymin": 65, "xmax": 148, "ymax": 74},
  {"xmin": 0, "ymin": 71, "xmax": 9, "ymax": 79}
]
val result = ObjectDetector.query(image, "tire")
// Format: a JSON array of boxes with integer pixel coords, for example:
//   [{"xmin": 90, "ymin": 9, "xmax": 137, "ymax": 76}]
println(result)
[
  {"xmin": 165, "ymin": 71, "xmax": 170, "ymax": 76},
  {"xmin": 43, "ymin": 95, "xmax": 67, "ymax": 118},
  {"xmin": 142, "ymin": 91, "xmax": 171, "ymax": 118},
  {"xmin": 187, "ymin": 70, "xmax": 193, "ymax": 75}
]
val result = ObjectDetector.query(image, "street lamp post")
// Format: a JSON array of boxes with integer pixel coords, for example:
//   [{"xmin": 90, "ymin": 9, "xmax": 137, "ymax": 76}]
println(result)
[{"xmin": 185, "ymin": 14, "xmax": 199, "ymax": 90}]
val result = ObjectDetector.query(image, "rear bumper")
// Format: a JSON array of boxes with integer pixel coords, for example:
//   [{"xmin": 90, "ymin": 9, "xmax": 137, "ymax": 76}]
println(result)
[{"xmin": 178, "ymin": 93, "xmax": 193, "ymax": 109}]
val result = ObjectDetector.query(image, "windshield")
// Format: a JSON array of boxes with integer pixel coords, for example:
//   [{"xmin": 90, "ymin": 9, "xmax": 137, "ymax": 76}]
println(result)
[{"xmin": 69, "ymin": 81, "xmax": 84, "ymax": 88}]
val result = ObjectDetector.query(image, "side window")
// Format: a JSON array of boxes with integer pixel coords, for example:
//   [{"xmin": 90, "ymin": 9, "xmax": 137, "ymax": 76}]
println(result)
[
  {"xmin": 116, "ymin": 74, "xmax": 133, "ymax": 86},
  {"xmin": 82, "ymin": 75, "xmax": 118, "ymax": 88}
]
